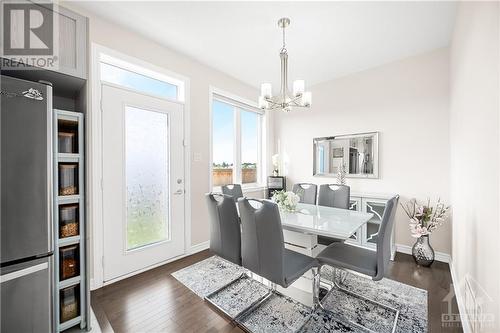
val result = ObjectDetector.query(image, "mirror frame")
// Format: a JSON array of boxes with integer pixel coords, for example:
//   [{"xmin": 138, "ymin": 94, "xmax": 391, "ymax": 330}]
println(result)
[{"xmin": 313, "ymin": 131, "xmax": 379, "ymax": 179}]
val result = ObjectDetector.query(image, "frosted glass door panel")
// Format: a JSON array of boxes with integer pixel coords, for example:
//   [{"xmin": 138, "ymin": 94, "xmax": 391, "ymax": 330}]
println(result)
[
  {"xmin": 126, "ymin": 106, "xmax": 169, "ymax": 250},
  {"xmin": 102, "ymin": 83, "xmax": 184, "ymax": 282}
]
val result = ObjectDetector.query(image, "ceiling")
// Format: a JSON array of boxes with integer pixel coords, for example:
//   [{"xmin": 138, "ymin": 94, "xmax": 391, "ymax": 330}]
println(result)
[{"xmin": 74, "ymin": 1, "xmax": 457, "ymax": 90}]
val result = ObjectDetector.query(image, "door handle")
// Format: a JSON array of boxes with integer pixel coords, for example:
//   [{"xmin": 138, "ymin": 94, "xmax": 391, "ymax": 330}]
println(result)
[{"xmin": 173, "ymin": 189, "xmax": 184, "ymax": 195}]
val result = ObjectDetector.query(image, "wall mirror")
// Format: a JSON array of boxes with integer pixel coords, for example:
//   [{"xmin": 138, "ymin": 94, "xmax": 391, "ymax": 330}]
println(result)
[{"xmin": 313, "ymin": 132, "xmax": 379, "ymax": 178}]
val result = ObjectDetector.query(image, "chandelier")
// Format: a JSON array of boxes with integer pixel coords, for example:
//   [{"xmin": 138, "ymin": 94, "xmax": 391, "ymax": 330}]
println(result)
[{"xmin": 258, "ymin": 17, "xmax": 311, "ymax": 112}]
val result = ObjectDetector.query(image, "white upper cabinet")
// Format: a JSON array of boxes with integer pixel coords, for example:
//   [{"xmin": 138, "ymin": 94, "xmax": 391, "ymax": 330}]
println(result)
[
  {"xmin": 51, "ymin": 5, "xmax": 88, "ymax": 79},
  {"xmin": 5, "ymin": 2, "xmax": 88, "ymax": 79}
]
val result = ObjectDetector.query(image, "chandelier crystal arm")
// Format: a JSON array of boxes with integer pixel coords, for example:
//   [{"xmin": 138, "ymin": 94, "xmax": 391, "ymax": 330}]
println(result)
[{"xmin": 264, "ymin": 98, "xmax": 281, "ymax": 107}]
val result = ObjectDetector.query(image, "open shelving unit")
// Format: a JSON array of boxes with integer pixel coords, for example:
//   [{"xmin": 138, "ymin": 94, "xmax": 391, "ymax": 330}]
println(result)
[{"xmin": 53, "ymin": 109, "xmax": 86, "ymax": 332}]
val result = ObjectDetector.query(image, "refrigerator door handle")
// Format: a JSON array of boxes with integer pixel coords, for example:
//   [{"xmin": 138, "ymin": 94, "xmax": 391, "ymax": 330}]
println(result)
[
  {"xmin": 0, "ymin": 262, "xmax": 49, "ymax": 284},
  {"xmin": 46, "ymin": 84, "xmax": 54, "ymax": 254}
]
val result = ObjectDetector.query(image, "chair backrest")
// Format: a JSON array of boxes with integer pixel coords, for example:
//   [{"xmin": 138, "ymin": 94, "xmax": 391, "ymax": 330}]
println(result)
[
  {"xmin": 221, "ymin": 184, "xmax": 243, "ymax": 202},
  {"xmin": 374, "ymin": 195, "xmax": 399, "ymax": 281},
  {"xmin": 205, "ymin": 193, "xmax": 241, "ymax": 266},
  {"xmin": 292, "ymin": 183, "xmax": 318, "ymax": 205},
  {"xmin": 317, "ymin": 184, "xmax": 350, "ymax": 209},
  {"xmin": 238, "ymin": 198, "xmax": 286, "ymax": 286}
]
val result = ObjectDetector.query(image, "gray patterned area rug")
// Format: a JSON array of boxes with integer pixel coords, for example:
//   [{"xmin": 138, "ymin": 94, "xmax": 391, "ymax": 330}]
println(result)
[{"xmin": 172, "ymin": 256, "xmax": 427, "ymax": 333}]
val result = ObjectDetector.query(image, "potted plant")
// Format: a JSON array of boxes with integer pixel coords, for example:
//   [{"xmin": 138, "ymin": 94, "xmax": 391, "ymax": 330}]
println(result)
[{"xmin": 401, "ymin": 198, "xmax": 450, "ymax": 267}]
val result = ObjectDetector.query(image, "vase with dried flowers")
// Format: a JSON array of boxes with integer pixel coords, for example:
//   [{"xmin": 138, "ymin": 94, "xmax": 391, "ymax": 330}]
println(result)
[{"xmin": 401, "ymin": 198, "xmax": 450, "ymax": 266}]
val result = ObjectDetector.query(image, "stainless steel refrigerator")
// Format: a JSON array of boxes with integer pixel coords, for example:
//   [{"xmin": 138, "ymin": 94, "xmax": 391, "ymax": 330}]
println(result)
[{"xmin": 1, "ymin": 75, "xmax": 54, "ymax": 332}]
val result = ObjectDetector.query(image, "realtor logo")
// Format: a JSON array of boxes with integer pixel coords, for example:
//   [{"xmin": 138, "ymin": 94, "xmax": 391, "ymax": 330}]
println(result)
[{"xmin": 1, "ymin": 1, "xmax": 58, "ymax": 69}]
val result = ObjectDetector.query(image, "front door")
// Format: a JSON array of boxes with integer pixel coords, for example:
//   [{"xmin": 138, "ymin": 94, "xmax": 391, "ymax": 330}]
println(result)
[{"xmin": 101, "ymin": 83, "xmax": 185, "ymax": 282}]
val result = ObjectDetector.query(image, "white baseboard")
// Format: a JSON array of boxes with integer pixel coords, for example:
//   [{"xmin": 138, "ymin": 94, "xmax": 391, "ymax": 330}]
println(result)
[
  {"xmin": 449, "ymin": 259, "xmax": 471, "ymax": 333},
  {"xmin": 189, "ymin": 240, "xmax": 210, "ymax": 255},
  {"xmin": 395, "ymin": 243, "xmax": 451, "ymax": 263},
  {"xmin": 90, "ymin": 241, "xmax": 210, "ymax": 291}
]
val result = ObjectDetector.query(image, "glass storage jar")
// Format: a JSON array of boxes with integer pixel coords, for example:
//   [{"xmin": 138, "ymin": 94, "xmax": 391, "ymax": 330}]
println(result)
[
  {"xmin": 58, "ymin": 132, "xmax": 76, "ymax": 154},
  {"xmin": 59, "ymin": 245, "xmax": 79, "ymax": 280},
  {"xmin": 59, "ymin": 163, "xmax": 78, "ymax": 196},
  {"xmin": 59, "ymin": 204, "xmax": 79, "ymax": 238},
  {"xmin": 60, "ymin": 284, "xmax": 80, "ymax": 323},
  {"xmin": 58, "ymin": 119, "xmax": 78, "ymax": 154}
]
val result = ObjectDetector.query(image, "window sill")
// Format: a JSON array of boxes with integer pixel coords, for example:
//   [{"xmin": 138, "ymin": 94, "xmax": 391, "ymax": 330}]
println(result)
[
  {"xmin": 242, "ymin": 185, "xmax": 267, "ymax": 193},
  {"xmin": 211, "ymin": 185, "xmax": 267, "ymax": 194}
]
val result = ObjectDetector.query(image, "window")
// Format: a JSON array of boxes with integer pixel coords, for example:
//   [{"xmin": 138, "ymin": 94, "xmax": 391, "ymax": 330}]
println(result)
[
  {"xmin": 211, "ymin": 92, "xmax": 265, "ymax": 188},
  {"xmin": 101, "ymin": 63, "xmax": 178, "ymax": 100},
  {"xmin": 99, "ymin": 53, "xmax": 184, "ymax": 102}
]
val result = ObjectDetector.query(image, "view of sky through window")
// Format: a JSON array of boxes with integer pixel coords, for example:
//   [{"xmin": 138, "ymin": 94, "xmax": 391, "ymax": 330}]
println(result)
[
  {"xmin": 212, "ymin": 101, "xmax": 259, "ymax": 166},
  {"xmin": 100, "ymin": 62, "xmax": 178, "ymax": 99},
  {"xmin": 212, "ymin": 99, "xmax": 261, "ymax": 186},
  {"xmin": 212, "ymin": 100, "xmax": 234, "ymax": 167}
]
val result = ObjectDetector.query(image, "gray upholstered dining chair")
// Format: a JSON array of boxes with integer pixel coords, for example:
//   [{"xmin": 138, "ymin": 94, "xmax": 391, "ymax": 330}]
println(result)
[
  {"xmin": 292, "ymin": 183, "xmax": 318, "ymax": 205},
  {"xmin": 204, "ymin": 193, "xmax": 248, "ymax": 318},
  {"xmin": 205, "ymin": 193, "xmax": 241, "ymax": 265},
  {"xmin": 236, "ymin": 198, "xmax": 317, "ymax": 318},
  {"xmin": 317, "ymin": 184, "xmax": 351, "ymax": 245},
  {"xmin": 317, "ymin": 184, "xmax": 350, "ymax": 209},
  {"xmin": 313, "ymin": 195, "xmax": 400, "ymax": 332},
  {"xmin": 221, "ymin": 184, "xmax": 243, "ymax": 202}
]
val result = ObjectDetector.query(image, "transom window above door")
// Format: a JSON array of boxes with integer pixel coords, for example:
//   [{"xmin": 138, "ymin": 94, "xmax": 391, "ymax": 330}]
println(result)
[
  {"xmin": 211, "ymin": 91, "xmax": 266, "ymax": 190},
  {"xmin": 99, "ymin": 53, "xmax": 185, "ymax": 102}
]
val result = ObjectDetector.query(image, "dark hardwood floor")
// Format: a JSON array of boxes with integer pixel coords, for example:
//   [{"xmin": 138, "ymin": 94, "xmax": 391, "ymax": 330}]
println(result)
[{"xmin": 91, "ymin": 250, "xmax": 463, "ymax": 333}]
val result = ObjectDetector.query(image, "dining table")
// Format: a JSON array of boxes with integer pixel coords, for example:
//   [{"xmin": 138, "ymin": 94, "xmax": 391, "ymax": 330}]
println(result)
[
  {"xmin": 233, "ymin": 200, "xmax": 375, "ymax": 304},
  {"xmin": 280, "ymin": 202, "xmax": 374, "ymax": 241}
]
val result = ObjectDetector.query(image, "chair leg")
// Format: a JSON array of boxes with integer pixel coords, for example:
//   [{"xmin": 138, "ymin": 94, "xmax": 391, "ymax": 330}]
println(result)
[
  {"xmin": 312, "ymin": 266, "xmax": 322, "ymax": 310},
  {"xmin": 205, "ymin": 272, "xmax": 248, "ymax": 300},
  {"xmin": 204, "ymin": 272, "xmax": 253, "ymax": 320},
  {"xmin": 233, "ymin": 288, "xmax": 274, "ymax": 322},
  {"xmin": 205, "ymin": 272, "xmax": 281, "ymax": 330},
  {"xmin": 330, "ymin": 268, "xmax": 400, "ymax": 333}
]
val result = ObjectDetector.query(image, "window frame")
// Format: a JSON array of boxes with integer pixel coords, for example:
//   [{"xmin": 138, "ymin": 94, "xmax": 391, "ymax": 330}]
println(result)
[
  {"xmin": 209, "ymin": 87, "xmax": 266, "ymax": 192},
  {"xmin": 99, "ymin": 53, "xmax": 185, "ymax": 103}
]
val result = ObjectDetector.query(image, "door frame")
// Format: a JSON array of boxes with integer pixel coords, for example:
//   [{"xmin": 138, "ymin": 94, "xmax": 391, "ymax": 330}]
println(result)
[{"xmin": 89, "ymin": 43, "xmax": 192, "ymax": 289}]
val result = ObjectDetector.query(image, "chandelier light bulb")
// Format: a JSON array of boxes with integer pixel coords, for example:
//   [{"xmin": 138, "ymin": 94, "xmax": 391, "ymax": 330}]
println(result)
[
  {"xmin": 293, "ymin": 80, "xmax": 305, "ymax": 97},
  {"xmin": 261, "ymin": 83, "xmax": 272, "ymax": 99}
]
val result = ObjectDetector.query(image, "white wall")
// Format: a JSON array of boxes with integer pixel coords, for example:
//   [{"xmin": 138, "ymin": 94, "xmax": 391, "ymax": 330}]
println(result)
[
  {"xmin": 273, "ymin": 48, "xmax": 452, "ymax": 254},
  {"xmin": 450, "ymin": 2, "xmax": 500, "ymax": 331},
  {"xmin": 63, "ymin": 3, "xmax": 261, "ymax": 282}
]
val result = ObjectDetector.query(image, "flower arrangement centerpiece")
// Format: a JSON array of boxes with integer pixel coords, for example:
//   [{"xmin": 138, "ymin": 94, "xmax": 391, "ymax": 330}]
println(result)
[
  {"xmin": 272, "ymin": 190, "xmax": 300, "ymax": 212},
  {"xmin": 401, "ymin": 198, "xmax": 450, "ymax": 266}
]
